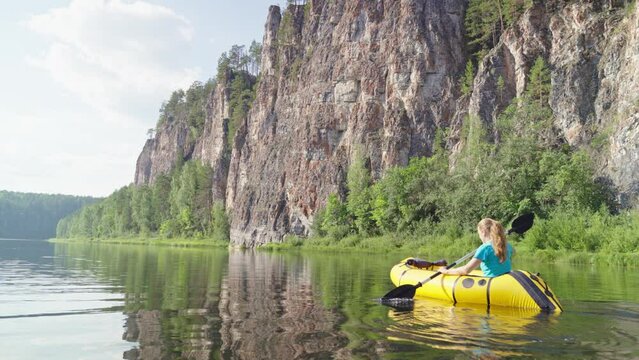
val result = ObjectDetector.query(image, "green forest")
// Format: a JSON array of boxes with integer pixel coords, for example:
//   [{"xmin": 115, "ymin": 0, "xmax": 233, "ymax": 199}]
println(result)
[
  {"xmin": 56, "ymin": 161, "xmax": 229, "ymax": 243},
  {"xmin": 0, "ymin": 191, "xmax": 98, "ymax": 239}
]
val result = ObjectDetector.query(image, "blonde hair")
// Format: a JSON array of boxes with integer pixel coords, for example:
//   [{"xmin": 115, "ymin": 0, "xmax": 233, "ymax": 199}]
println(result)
[{"xmin": 477, "ymin": 218, "xmax": 507, "ymax": 263}]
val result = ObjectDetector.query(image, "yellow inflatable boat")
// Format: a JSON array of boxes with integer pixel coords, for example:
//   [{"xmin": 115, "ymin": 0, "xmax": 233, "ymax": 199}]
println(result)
[{"xmin": 390, "ymin": 258, "xmax": 563, "ymax": 312}]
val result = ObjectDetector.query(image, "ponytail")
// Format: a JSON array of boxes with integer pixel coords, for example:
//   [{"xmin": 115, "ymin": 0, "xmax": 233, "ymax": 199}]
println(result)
[
  {"xmin": 490, "ymin": 221, "xmax": 507, "ymax": 263},
  {"xmin": 477, "ymin": 218, "xmax": 508, "ymax": 263}
]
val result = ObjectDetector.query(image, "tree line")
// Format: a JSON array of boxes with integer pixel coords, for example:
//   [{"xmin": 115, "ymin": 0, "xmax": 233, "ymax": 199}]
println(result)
[
  {"xmin": 217, "ymin": 41, "xmax": 262, "ymax": 79},
  {"xmin": 57, "ymin": 160, "xmax": 229, "ymax": 242},
  {"xmin": 0, "ymin": 191, "xmax": 98, "ymax": 239},
  {"xmin": 156, "ymin": 80, "xmax": 216, "ymax": 139}
]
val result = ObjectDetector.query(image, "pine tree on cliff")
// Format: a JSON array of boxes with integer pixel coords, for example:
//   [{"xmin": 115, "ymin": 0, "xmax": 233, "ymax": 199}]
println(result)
[
  {"xmin": 461, "ymin": 60, "xmax": 475, "ymax": 96},
  {"xmin": 526, "ymin": 56, "xmax": 551, "ymax": 107},
  {"xmin": 249, "ymin": 41, "xmax": 262, "ymax": 75},
  {"xmin": 465, "ymin": 0, "xmax": 532, "ymax": 60}
]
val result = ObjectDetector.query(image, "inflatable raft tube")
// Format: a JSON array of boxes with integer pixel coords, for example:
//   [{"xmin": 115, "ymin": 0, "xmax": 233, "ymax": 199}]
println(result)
[{"xmin": 390, "ymin": 258, "xmax": 563, "ymax": 312}]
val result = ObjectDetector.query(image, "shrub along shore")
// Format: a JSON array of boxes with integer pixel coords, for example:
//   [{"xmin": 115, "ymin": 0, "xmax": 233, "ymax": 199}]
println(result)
[{"xmin": 262, "ymin": 210, "xmax": 639, "ymax": 267}]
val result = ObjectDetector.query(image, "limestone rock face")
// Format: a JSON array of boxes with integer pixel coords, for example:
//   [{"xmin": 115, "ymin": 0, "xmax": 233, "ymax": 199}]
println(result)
[
  {"xmin": 226, "ymin": 1, "xmax": 467, "ymax": 246},
  {"xmin": 467, "ymin": 4, "xmax": 549, "ymax": 135},
  {"xmin": 134, "ymin": 120, "xmax": 191, "ymax": 185},
  {"xmin": 134, "ymin": 77, "xmax": 233, "ymax": 203},
  {"xmin": 193, "ymin": 85, "xmax": 232, "ymax": 201}
]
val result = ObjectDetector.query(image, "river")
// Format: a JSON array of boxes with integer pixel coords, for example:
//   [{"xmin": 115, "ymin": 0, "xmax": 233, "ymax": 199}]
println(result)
[{"xmin": 0, "ymin": 238, "xmax": 638, "ymax": 359}]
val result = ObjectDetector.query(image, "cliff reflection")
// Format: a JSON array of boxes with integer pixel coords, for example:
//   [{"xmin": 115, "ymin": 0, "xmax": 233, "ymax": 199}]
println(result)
[
  {"xmin": 218, "ymin": 251, "xmax": 349, "ymax": 359},
  {"xmin": 54, "ymin": 244, "xmax": 360, "ymax": 359},
  {"xmin": 45, "ymin": 244, "xmax": 639, "ymax": 359}
]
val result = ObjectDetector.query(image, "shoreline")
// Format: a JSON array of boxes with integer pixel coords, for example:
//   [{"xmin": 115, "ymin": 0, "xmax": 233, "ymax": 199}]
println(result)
[
  {"xmin": 51, "ymin": 235, "xmax": 639, "ymax": 267},
  {"xmin": 261, "ymin": 241, "xmax": 639, "ymax": 267},
  {"xmin": 49, "ymin": 237, "xmax": 229, "ymax": 248}
]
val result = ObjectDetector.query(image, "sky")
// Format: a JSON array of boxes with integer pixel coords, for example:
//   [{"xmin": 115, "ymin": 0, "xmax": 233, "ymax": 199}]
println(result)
[{"xmin": 0, "ymin": 0, "xmax": 281, "ymax": 197}]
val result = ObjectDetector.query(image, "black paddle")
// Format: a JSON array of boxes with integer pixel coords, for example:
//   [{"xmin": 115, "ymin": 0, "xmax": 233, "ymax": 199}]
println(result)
[
  {"xmin": 381, "ymin": 213, "xmax": 535, "ymax": 301},
  {"xmin": 508, "ymin": 212, "xmax": 534, "ymax": 235}
]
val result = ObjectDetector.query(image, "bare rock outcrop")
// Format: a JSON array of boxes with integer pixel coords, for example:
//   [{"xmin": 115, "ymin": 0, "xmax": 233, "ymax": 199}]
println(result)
[
  {"xmin": 134, "ymin": 121, "xmax": 191, "ymax": 185},
  {"xmin": 193, "ymin": 84, "xmax": 232, "ymax": 201},
  {"xmin": 226, "ymin": 1, "xmax": 467, "ymax": 246},
  {"xmin": 134, "ymin": 76, "xmax": 235, "ymax": 203}
]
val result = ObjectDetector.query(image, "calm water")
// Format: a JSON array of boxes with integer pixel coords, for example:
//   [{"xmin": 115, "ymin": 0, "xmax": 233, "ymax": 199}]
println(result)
[{"xmin": 1, "ymin": 239, "xmax": 639, "ymax": 359}]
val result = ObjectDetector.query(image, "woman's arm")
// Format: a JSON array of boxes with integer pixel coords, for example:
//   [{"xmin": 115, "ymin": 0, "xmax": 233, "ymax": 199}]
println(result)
[{"xmin": 439, "ymin": 258, "xmax": 482, "ymax": 276}]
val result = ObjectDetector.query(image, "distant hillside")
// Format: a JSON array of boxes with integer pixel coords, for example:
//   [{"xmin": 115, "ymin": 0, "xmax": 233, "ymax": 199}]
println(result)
[{"xmin": 0, "ymin": 190, "xmax": 99, "ymax": 239}]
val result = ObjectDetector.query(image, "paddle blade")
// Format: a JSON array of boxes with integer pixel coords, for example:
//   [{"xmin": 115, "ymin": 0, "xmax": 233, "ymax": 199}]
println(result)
[
  {"xmin": 382, "ymin": 284, "xmax": 418, "ymax": 300},
  {"xmin": 509, "ymin": 213, "xmax": 534, "ymax": 235},
  {"xmin": 377, "ymin": 297, "xmax": 415, "ymax": 310}
]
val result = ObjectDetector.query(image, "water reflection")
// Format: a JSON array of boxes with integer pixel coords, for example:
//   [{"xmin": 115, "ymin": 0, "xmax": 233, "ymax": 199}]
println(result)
[
  {"xmin": 218, "ymin": 251, "xmax": 349, "ymax": 358},
  {"xmin": 0, "ymin": 240, "xmax": 130, "ymax": 360},
  {"xmin": 48, "ymin": 242, "xmax": 639, "ymax": 359},
  {"xmin": 55, "ymin": 244, "xmax": 356, "ymax": 359},
  {"xmin": 56, "ymin": 243, "xmax": 228, "ymax": 359},
  {"xmin": 387, "ymin": 299, "xmax": 559, "ymax": 358}
]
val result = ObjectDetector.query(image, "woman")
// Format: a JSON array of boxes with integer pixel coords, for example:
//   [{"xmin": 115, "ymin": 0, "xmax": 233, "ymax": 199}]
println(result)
[{"xmin": 440, "ymin": 218, "xmax": 514, "ymax": 277}]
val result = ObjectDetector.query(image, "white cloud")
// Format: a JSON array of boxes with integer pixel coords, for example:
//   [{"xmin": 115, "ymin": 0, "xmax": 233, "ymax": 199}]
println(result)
[
  {"xmin": 0, "ymin": 111, "xmax": 146, "ymax": 196},
  {"xmin": 26, "ymin": 0, "xmax": 201, "ymax": 123}
]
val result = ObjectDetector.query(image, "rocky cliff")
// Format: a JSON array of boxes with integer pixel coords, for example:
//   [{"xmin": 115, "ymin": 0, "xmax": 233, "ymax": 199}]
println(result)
[
  {"xmin": 135, "ymin": 75, "xmax": 237, "ymax": 203},
  {"xmin": 468, "ymin": 0, "xmax": 639, "ymax": 209},
  {"xmin": 226, "ymin": 1, "xmax": 467, "ymax": 246},
  {"xmin": 135, "ymin": 0, "xmax": 639, "ymax": 247}
]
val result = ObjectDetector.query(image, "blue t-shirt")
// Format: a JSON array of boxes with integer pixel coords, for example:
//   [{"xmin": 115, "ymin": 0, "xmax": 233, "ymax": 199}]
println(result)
[{"xmin": 474, "ymin": 242, "xmax": 513, "ymax": 277}]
